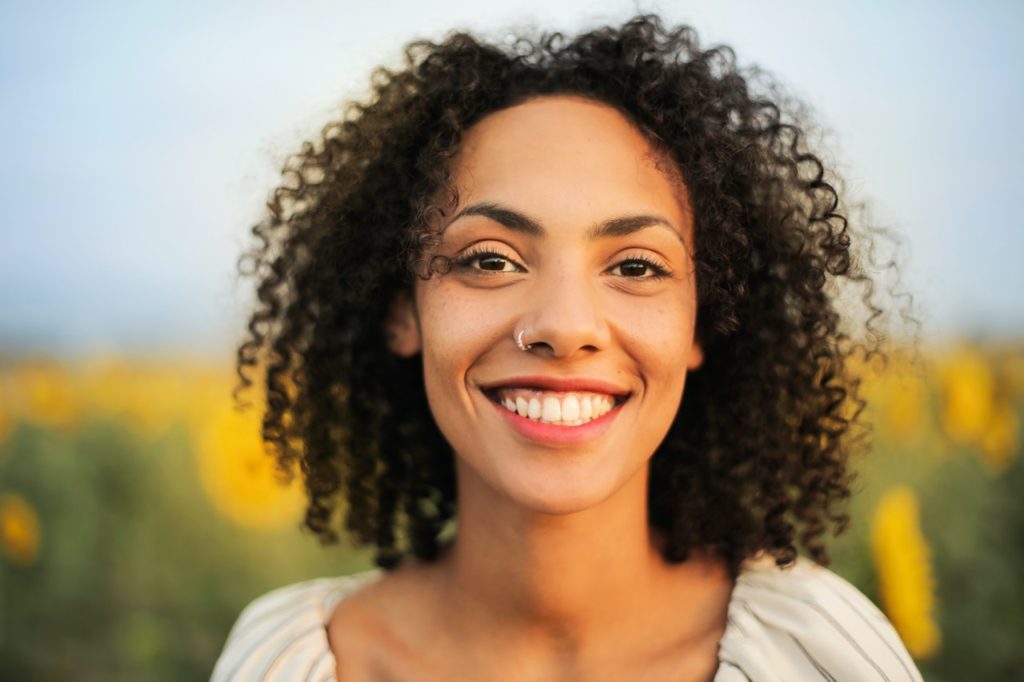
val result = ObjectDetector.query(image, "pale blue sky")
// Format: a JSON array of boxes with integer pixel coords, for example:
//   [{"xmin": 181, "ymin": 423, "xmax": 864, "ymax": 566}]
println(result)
[{"xmin": 2, "ymin": 0, "xmax": 1021, "ymax": 355}]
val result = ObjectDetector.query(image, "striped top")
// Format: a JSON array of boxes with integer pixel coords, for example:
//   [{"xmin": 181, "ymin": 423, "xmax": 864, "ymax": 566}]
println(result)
[{"xmin": 211, "ymin": 556, "xmax": 922, "ymax": 681}]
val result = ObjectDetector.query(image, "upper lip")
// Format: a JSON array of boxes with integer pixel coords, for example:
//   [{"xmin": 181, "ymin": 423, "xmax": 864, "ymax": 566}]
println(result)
[{"xmin": 479, "ymin": 375, "xmax": 632, "ymax": 399}]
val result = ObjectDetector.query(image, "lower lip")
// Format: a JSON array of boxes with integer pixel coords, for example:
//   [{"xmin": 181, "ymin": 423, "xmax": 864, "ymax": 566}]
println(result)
[{"xmin": 485, "ymin": 393, "xmax": 627, "ymax": 447}]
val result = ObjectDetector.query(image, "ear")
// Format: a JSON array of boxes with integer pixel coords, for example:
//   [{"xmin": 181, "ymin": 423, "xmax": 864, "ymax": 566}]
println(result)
[
  {"xmin": 384, "ymin": 288, "xmax": 422, "ymax": 357},
  {"xmin": 687, "ymin": 340, "xmax": 704, "ymax": 370},
  {"xmin": 687, "ymin": 329, "xmax": 704, "ymax": 370}
]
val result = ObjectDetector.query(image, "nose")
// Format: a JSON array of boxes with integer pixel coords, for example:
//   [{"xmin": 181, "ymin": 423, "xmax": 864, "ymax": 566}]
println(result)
[{"xmin": 518, "ymin": 265, "xmax": 610, "ymax": 359}]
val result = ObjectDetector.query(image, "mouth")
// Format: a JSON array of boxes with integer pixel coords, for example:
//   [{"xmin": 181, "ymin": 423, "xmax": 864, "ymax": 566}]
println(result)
[
  {"xmin": 480, "ymin": 384, "xmax": 630, "ymax": 447},
  {"xmin": 480, "ymin": 386, "xmax": 631, "ymax": 427}
]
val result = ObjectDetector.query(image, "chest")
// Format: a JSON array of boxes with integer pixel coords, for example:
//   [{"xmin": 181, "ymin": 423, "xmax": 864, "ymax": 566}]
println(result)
[
  {"xmin": 326, "ymin": 564, "xmax": 730, "ymax": 682},
  {"xmin": 332, "ymin": 617, "xmax": 724, "ymax": 682}
]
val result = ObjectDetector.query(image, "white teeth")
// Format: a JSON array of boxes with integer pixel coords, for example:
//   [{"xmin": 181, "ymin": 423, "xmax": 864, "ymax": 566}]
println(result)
[
  {"xmin": 527, "ymin": 397, "xmax": 542, "ymax": 420},
  {"xmin": 562, "ymin": 395, "xmax": 580, "ymax": 421},
  {"xmin": 580, "ymin": 396, "xmax": 592, "ymax": 419},
  {"xmin": 541, "ymin": 396, "xmax": 561, "ymax": 422},
  {"xmin": 493, "ymin": 388, "xmax": 623, "ymax": 426}
]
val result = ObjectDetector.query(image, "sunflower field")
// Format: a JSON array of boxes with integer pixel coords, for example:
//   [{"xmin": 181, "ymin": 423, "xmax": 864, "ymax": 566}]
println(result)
[{"xmin": 0, "ymin": 342, "xmax": 1022, "ymax": 680}]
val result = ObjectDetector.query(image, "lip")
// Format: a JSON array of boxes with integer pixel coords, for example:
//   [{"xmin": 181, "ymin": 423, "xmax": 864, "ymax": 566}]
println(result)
[
  {"xmin": 481, "ymin": 388, "xmax": 628, "ymax": 447},
  {"xmin": 478, "ymin": 375, "xmax": 631, "ymax": 398}
]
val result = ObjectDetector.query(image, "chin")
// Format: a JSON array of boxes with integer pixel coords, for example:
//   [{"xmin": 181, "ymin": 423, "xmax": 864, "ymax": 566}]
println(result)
[{"xmin": 488, "ymin": 457, "xmax": 627, "ymax": 516}]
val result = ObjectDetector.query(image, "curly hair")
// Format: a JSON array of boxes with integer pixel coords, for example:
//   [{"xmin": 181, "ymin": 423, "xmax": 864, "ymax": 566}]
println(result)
[{"xmin": 233, "ymin": 14, "xmax": 915, "ymax": 577}]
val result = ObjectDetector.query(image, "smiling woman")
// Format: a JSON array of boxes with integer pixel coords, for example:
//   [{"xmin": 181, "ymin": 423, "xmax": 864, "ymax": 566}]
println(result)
[
  {"xmin": 213, "ymin": 14, "xmax": 920, "ymax": 682},
  {"xmin": 397, "ymin": 97, "xmax": 706, "ymax": 520}
]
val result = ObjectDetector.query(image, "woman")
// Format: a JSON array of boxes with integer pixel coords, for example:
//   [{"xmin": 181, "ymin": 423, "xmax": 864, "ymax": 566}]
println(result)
[{"xmin": 213, "ymin": 14, "xmax": 921, "ymax": 681}]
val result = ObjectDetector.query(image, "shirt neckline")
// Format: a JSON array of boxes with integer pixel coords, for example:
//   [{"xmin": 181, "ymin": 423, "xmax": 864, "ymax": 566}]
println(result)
[{"xmin": 313, "ymin": 554, "xmax": 784, "ymax": 678}]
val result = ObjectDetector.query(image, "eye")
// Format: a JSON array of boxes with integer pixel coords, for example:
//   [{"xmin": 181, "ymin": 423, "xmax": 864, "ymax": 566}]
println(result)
[
  {"xmin": 610, "ymin": 256, "xmax": 672, "ymax": 280},
  {"xmin": 452, "ymin": 247, "xmax": 525, "ymax": 274}
]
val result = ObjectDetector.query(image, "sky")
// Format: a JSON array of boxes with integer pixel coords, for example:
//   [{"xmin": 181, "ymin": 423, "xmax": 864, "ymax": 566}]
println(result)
[{"xmin": 1, "ymin": 0, "xmax": 1021, "ymax": 356}]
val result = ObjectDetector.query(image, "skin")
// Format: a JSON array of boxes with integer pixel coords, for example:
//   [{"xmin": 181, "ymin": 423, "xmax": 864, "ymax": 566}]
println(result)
[{"xmin": 328, "ymin": 95, "xmax": 733, "ymax": 681}]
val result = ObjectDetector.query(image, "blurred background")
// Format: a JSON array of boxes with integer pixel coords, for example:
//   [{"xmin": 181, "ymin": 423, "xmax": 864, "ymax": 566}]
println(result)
[{"xmin": 1, "ymin": 0, "xmax": 1021, "ymax": 679}]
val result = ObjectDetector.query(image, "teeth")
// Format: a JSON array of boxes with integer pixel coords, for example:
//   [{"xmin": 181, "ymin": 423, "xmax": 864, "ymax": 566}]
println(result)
[
  {"xmin": 491, "ymin": 388, "xmax": 622, "ymax": 426},
  {"xmin": 562, "ymin": 395, "xmax": 580, "ymax": 421},
  {"xmin": 527, "ymin": 397, "xmax": 542, "ymax": 420},
  {"xmin": 580, "ymin": 396, "xmax": 592, "ymax": 420},
  {"xmin": 541, "ymin": 396, "xmax": 561, "ymax": 422}
]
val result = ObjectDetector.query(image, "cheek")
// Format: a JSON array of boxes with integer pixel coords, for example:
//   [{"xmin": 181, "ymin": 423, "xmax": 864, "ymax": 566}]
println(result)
[
  {"xmin": 420, "ymin": 288, "xmax": 465, "ymax": 380},
  {"xmin": 616, "ymin": 294, "xmax": 697, "ymax": 370},
  {"xmin": 417, "ymin": 281, "xmax": 499, "ymax": 419},
  {"xmin": 419, "ymin": 333, "xmax": 473, "ymax": 453}
]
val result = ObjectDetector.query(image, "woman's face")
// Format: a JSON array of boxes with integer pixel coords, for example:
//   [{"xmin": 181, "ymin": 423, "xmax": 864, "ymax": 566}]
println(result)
[{"xmin": 391, "ymin": 95, "xmax": 702, "ymax": 514}]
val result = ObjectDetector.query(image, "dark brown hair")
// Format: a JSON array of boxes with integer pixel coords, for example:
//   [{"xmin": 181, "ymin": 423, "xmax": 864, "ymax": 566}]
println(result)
[{"xmin": 234, "ymin": 14, "xmax": 916, "ymax": 576}]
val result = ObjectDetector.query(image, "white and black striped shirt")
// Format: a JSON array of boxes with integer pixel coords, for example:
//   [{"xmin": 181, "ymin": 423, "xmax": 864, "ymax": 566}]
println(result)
[{"xmin": 211, "ymin": 555, "xmax": 922, "ymax": 681}]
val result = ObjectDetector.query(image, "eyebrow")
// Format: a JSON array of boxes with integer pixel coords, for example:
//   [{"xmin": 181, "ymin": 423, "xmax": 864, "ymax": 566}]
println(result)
[{"xmin": 444, "ymin": 201, "xmax": 688, "ymax": 247}]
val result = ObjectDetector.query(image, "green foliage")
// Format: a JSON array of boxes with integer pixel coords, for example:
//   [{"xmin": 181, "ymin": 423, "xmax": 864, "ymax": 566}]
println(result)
[
  {"xmin": 828, "ymin": 396, "xmax": 1024, "ymax": 679},
  {"xmin": 0, "ymin": 418, "xmax": 372, "ymax": 681}
]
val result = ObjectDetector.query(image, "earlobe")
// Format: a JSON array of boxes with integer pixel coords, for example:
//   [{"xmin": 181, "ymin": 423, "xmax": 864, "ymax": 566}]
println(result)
[
  {"xmin": 687, "ymin": 341, "xmax": 704, "ymax": 370},
  {"xmin": 384, "ymin": 289, "xmax": 422, "ymax": 358}
]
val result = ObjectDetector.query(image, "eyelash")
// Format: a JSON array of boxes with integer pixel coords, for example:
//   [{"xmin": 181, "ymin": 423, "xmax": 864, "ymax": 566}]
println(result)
[{"xmin": 451, "ymin": 246, "xmax": 673, "ymax": 280}]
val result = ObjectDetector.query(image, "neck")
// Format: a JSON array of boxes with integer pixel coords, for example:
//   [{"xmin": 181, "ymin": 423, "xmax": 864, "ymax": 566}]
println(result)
[{"xmin": 431, "ymin": 458, "xmax": 730, "ymax": 657}]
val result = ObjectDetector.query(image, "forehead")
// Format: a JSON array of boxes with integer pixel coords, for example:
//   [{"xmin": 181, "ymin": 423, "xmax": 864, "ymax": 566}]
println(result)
[{"xmin": 450, "ymin": 95, "xmax": 691, "ymax": 234}]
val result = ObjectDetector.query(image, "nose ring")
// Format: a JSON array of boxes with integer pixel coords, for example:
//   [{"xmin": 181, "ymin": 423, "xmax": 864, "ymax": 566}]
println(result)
[{"xmin": 515, "ymin": 327, "xmax": 533, "ymax": 352}]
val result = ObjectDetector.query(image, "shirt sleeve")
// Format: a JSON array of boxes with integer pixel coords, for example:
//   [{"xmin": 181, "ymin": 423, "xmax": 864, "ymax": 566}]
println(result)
[
  {"xmin": 210, "ymin": 579, "xmax": 340, "ymax": 682},
  {"xmin": 715, "ymin": 556, "xmax": 923, "ymax": 682}
]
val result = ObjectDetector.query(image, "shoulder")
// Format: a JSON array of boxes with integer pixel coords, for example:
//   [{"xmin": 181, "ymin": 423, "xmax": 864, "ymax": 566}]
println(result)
[
  {"xmin": 715, "ymin": 555, "xmax": 923, "ymax": 682},
  {"xmin": 211, "ymin": 570, "xmax": 383, "ymax": 682}
]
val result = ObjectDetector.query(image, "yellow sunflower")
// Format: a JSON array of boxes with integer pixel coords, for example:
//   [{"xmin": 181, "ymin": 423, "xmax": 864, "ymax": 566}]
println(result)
[
  {"xmin": 79, "ymin": 357, "xmax": 191, "ymax": 438},
  {"xmin": 939, "ymin": 345, "xmax": 995, "ymax": 444},
  {"xmin": 7, "ymin": 361, "xmax": 81, "ymax": 430},
  {"xmin": 979, "ymin": 402, "xmax": 1019, "ymax": 474},
  {"xmin": 863, "ymin": 360, "xmax": 929, "ymax": 445},
  {"xmin": 870, "ymin": 486, "xmax": 940, "ymax": 659},
  {"xmin": 0, "ymin": 492, "xmax": 41, "ymax": 566},
  {"xmin": 195, "ymin": 397, "xmax": 306, "ymax": 530}
]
